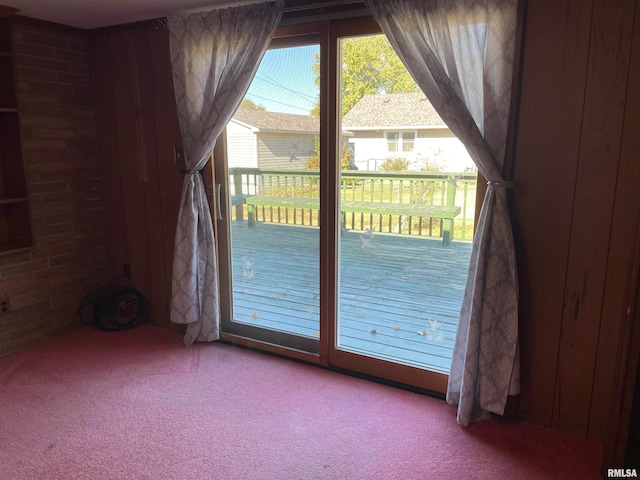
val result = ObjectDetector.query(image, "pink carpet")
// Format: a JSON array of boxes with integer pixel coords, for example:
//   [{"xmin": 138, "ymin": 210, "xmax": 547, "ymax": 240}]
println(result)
[{"xmin": 0, "ymin": 325, "xmax": 602, "ymax": 479}]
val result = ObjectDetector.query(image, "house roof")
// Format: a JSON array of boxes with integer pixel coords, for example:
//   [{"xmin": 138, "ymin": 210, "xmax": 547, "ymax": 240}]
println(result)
[
  {"xmin": 342, "ymin": 92, "xmax": 446, "ymax": 129},
  {"xmin": 232, "ymin": 108, "xmax": 319, "ymax": 134}
]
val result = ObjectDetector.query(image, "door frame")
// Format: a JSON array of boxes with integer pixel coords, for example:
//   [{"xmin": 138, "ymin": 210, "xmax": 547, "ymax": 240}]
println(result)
[
  {"xmin": 214, "ymin": 23, "xmax": 327, "ymax": 365},
  {"xmin": 212, "ymin": 15, "xmax": 469, "ymax": 394}
]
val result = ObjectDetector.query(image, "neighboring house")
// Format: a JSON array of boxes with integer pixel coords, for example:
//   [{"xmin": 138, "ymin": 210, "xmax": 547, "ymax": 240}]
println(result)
[
  {"xmin": 226, "ymin": 107, "xmax": 319, "ymax": 170},
  {"xmin": 342, "ymin": 92, "xmax": 475, "ymax": 172}
]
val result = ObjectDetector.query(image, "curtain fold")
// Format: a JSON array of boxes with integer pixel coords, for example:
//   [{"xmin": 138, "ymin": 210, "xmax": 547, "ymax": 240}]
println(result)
[
  {"xmin": 365, "ymin": 0, "xmax": 520, "ymax": 425},
  {"xmin": 168, "ymin": 1, "xmax": 283, "ymax": 346}
]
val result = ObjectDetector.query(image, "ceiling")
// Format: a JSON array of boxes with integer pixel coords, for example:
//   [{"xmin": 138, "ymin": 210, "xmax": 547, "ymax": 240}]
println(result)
[{"xmin": 5, "ymin": 0, "xmax": 269, "ymax": 29}]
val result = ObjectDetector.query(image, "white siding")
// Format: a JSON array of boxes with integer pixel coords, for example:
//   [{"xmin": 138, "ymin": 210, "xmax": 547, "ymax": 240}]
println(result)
[
  {"xmin": 227, "ymin": 133, "xmax": 257, "ymax": 169},
  {"xmin": 226, "ymin": 121, "xmax": 258, "ymax": 169},
  {"xmin": 349, "ymin": 128, "xmax": 475, "ymax": 172},
  {"xmin": 415, "ymin": 129, "xmax": 475, "ymax": 172},
  {"xmin": 349, "ymin": 131, "xmax": 386, "ymax": 170},
  {"xmin": 257, "ymin": 133, "xmax": 315, "ymax": 169}
]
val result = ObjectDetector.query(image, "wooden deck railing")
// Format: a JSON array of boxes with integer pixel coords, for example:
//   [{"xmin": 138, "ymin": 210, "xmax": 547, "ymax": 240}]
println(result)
[{"xmin": 229, "ymin": 168, "xmax": 477, "ymax": 241}]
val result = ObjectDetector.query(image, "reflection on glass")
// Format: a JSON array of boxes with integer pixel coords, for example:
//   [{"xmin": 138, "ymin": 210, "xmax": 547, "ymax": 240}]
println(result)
[
  {"xmin": 336, "ymin": 34, "xmax": 476, "ymax": 373},
  {"xmin": 226, "ymin": 44, "xmax": 321, "ymax": 346}
]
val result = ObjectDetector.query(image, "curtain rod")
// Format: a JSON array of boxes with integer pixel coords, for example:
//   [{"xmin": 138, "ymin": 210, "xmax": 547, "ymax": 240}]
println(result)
[
  {"xmin": 282, "ymin": 0, "xmax": 364, "ymax": 13},
  {"xmin": 154, "ymin": 0, "xmax": 366, "ymax": 28}
]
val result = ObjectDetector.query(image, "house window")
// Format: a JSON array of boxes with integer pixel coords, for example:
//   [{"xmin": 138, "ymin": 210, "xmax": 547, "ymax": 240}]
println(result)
[
  {"xmin": 387, "ymin": 131, "xmax": 415, "ymax": 153},
  {"xmin": 401, "ymin": 132, "xmax": 415, "ymax": 152},
  {"xmin": 386, "ymin": 132, "xmax": 399, "ymax": 152}
]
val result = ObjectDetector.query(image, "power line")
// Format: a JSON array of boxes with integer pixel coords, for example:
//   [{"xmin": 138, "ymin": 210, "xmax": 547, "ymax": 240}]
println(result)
[
  {"xmin": 250, "ymin": 75, "xmax": 317, "ymax": 112},
  {"xmin": 254, "ymin": 72, "xmax": 318, "ymax": 102},
  {"xmin": 246, "ymin": 93, "xmax": 312, "ymax": 114}
]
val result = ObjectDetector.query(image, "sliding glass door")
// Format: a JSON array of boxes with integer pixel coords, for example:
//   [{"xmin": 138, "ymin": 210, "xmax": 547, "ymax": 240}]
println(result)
[
  {"xmin": 333, "ymin": 29, "xmax": 475, "ymax": 384},
  {"xmin": 217, "ymin": 29, "xmax": 323, "ymax": 354},
  {"xmin": 216, "ymin": 19, "xmax": 475, "ymax": 393}
]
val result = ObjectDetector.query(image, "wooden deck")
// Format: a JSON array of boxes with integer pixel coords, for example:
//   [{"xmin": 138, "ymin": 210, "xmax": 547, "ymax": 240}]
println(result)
[{"xmin": 229, "ymin": 222, "xmax": 472, "ymax": 374}]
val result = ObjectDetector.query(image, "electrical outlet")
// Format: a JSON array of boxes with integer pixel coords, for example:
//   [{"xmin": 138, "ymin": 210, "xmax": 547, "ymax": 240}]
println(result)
[{"xmin": 0, "ymin": 297, "xmax": 10, "ymax": 315}]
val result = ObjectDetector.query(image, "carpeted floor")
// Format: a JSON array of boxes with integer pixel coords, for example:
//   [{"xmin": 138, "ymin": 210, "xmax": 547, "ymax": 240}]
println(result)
[{"xmin": 0, "ymin": 324, "xmax": 602, "ymax": 479}]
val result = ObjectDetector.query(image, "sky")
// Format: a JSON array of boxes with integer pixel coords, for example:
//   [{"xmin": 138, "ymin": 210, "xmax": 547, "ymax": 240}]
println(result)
[{"xmin": 244, "ymin": 44, "xmax": 320, "ymax": 116}]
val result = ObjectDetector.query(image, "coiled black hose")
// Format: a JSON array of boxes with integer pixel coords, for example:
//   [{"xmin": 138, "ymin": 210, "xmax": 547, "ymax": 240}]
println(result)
[{"xmin": 78, "ymin": 285, "xmax": 150, "ymax": 331}]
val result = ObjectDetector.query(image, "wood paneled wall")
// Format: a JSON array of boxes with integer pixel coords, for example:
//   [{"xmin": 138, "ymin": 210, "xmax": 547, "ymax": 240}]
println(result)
[
  {"xmin": 91, "ymin": 25, "xmax": 183, "ymax": 330},
  {"xmin": 514, "ymin": 0, "xmax": 640, "ymax": 441},
  {"xmin": 88, "ymin": 0, "xmax": 640, "ymax": 445}
]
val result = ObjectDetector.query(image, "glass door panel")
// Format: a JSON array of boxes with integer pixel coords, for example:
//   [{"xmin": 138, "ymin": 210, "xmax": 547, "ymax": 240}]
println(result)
[
  {"xmin": 222, "ymin": 40, "xmax": 321, "ymax": 353},
  {"xmin": 335, "ymin": 33, "xmax": 476, "ymax": 374},
  {"xmin": 216, "ymin": 19, "xmax": 479, "ymax": 393}
]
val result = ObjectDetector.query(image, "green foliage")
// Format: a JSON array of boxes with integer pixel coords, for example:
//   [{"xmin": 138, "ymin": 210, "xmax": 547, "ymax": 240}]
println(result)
[
  {"xmin": 306, "ymin": 136, "xmax": 353, "ymax": 171},
  {"xmin": 418, "ymin": 147, "xmax": 447, "ymax": 173},
  {"xmin": 339, "ymin": 145, "xmax": 353, "ymax": 170},
  {"xmin": 240, "ymin": 98, "xmax": 266, "ymax": 111},
  {"xmin": 379, "ymin": 157, "xmax": 410, "ymax": 171},
  {"xmin": 306, "ymin": 154, "xmax": 320, "ymax": 170},
  {"xmin": 310, "ymin": 53, "xmax": 321, "ymax": 118},
  {"xmin": 311, "ymin": 35, "xmax": 419, "ymax": 117},
  {"xmin": 306, "ymin": 136, "xmax": 321, "ymax": 169},
  {"xmin": 340, "ymin": 36, "xmax": 419, "ymax": 115}
]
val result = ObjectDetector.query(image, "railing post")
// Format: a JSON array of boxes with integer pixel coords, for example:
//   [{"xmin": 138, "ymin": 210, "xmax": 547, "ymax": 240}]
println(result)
[
  {"xmin": 443, "ymin": 175, "xmax": 458, "ymax": 244},
  {"xmin": 461, "ymin": 181, "xmax": 469, "ymax": 241},
  {"xmin": 233, "ymin": 169, "xmax": 244, "ymax": 221}
]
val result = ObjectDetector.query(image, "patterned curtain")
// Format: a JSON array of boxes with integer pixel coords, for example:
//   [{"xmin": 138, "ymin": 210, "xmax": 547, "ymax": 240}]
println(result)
[
  {"xmin": 365, "ymin": 0, "xmax": 520, "ymax": 425},
  {"xmin": 168, "ymin": 1, "xmax": 283, "ymax": 346}
]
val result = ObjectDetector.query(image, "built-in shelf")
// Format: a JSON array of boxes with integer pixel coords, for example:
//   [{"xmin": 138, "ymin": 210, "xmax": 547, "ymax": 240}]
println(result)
[
  {"xmin": 0, "ymin": 197, "xmax": 28, "ymax": 205},
  {"xmin": 0, "ymin": 12, "xmax": 32, "ymax": 255},
  {"xmin": 0, "ymin": 245, "xmax": 31, "ymax": 257}
]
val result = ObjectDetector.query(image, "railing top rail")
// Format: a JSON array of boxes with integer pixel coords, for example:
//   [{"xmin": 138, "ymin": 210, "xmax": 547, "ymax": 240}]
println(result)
[
  {"xmin": 228, "ymin": 167, "xmax": 476, "ymax": 181},
  {"xmin": 339, "ymin": 171, "xmax": 477, "ymax": 181}
]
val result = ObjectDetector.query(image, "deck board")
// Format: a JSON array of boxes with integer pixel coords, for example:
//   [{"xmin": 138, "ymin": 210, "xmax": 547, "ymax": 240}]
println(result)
[{"xmin": 229, "ymin": 222, "xmax": 472, "ymax": 373}]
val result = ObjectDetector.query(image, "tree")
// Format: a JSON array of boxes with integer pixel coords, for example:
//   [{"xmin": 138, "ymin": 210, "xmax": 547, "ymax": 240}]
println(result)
[
  {"xmin": 239, "ymin": 98, "xmax": 266, "ymax": 111},
  {"xmin": 311, "ymin": 34, "xmax": 419, "ymax": 117}
]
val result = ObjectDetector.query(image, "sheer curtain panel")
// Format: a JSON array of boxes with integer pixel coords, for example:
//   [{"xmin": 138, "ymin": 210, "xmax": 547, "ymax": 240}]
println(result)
[
  {"xmin": 168, "ymin": 1, "xmax": 283, "ymax": 346},
  {"xmin": 365, "ymin": 0, "xmax": 520, "ymax": 425}
]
